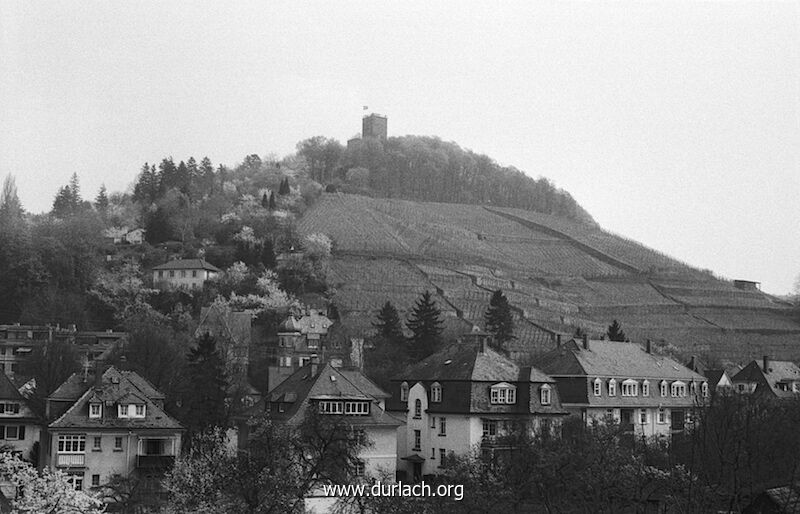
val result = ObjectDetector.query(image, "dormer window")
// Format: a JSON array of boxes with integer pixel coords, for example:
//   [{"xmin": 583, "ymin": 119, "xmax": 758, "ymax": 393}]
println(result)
[
  {"xmin": 540, "ymin": 384, "xmax": 552, "ymax": 405},
  {"xmin": 671, "ymin": 381, "xmax": 687, "ymax": 398},
  {"xmin": 660, "ymin": 380, "xmax": 668, "ymax": 397},
  {"xmin": 608, "ymin": 379, "xmax": 617, "ymax": 397},
  {"xmin": 0, "ymin": 402, "xmax": 20, "ymax": 415},
  {"xmin": 400, "ymin": 382, "xmax": 409, "ymax": 402},
  {"xmin": 89, "ymin": 403, "xmax": 102, "ymax": 419},
  {"xmin": 118, "ymin": 404, "xmax": 146, "ymax": 418},
  {"xmin": 621, "ymin": 379, "xmax": 638, "ymax": 397},
  {"xmin": 642, "ymin": 380, "xmax": 650, "ymax": 397},
  {"xmin": 490, "ymin": 383, "xmax": 516, "ymax": 404},
  {"xmin": 593, "ymin": 378, "xmax": 602, "ymax": 396},
  {"xmin": 414, "ymin": 399, "xmax": 422, "ymax": 418},
  {"xmin": 701, "ymin": 382, "xmax": 709, "ymax": 397},
  {"xmin": 431, "ymin": 382, "xmax": 442, "ymax": 403}
]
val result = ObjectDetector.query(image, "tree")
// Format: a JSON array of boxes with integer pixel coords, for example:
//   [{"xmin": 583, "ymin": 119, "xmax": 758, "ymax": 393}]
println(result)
[
  {"xmin": 185, "ymin": 333, "xmax": 228, "ymax": 433},
  {"xmin": 20, "ymin": 338, "xmax": 81, "ymax": 414},
  {"xmin": 0, "ymin": 174, "xmax": 24, "ymax": 224},
  {"xmin": 484, "ymin": 289, "xmax": 515, "ymax": 349},
  {"xmin": 607, "ymin": 319, "xmax": 627, "ymax": 342},
  {"xmin": 0, "ymin": 453, "xmax": 105, "ymax": 513},
  {"xmin": 406, "ymin": 291, "xmax": 444, "ymax": 360},
  {"xmin": 366, "ymin": 301, "xmax": 410, "ymax": 391},
  {"xmin": 94, "ymin": 184, "xmax": 109, "ymax": 213},
  {"xmin": 373, "ymin": 301, "xmax": 404, "ymax": 347},
  {"xmin": 278, "ymin": 177, "xmax": 290, "ymax": 195},
  {"xmin": 268, "ymin": 191, "xmax": 276, "ymax": 210}
]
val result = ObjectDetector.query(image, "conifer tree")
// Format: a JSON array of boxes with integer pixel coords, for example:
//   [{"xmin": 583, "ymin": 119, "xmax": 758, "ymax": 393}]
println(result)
[
  {"xmin": 185, "ymin": 333, "xmax": 228, "ymax": 431},
  {"xmin": 260, "ymin": 239, "xmax": 276, "ymax": 269},
  {"xmin": 607, "ymin": 319, "xmax": 627, "ymax": 342},
  {"xmin": 484, "ymin": 289, "xmax": 515, "ymax": 348},
  {"xmin": 406, "ymin": 291, "xmax": 444, "ymax": 360},
  {"xmin": 94, "ymin": 184, "xmax": 109, "ymax": 213},
  {"xmin": 373, "ymin": 301, "xmax": 404, "ymax": 347},
  {"xmin": 268, "ymin": 191, "xmax": 276, "ymax": 210},
  {"xmin": 261, "ymin": 192, "xmax": 269, "ymax": 209}
]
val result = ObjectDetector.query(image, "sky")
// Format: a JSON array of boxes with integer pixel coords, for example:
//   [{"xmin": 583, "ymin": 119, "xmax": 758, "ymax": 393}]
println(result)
[{"xmin": 1, "ymin": 1, "xmax": 798, "ymax": 294}]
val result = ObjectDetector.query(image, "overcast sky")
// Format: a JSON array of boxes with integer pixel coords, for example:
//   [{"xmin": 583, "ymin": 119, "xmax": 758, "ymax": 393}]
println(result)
[{"xmin": 1, "ymin": 1, "xmax": 798, "ymax": 294}]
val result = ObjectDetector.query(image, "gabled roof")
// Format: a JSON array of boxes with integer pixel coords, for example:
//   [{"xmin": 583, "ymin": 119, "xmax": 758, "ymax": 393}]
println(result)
[
  {"xmin": 49, "ymin": 367, "xmax": 181, "ymax": 430},
  {"xmin": 396, "ymin": 342, "xmax": 549, "ymax": 383},
  {"xmin": 732, "ymin": 360, "xmax": 800, "ymax": 398},
  {"xmin": 152, "ymin": 259, "xmax": 221, "ymax": 272},
  {"xmin": 260, "ymin": 363, "xmax": 402, "ymax": 427},
  {"xmin": 538, "ymin": 339, "xmax": 705, "ymax": 381},
  {"xmin": 0, "ymin": 373, "xmax": 23, "ymax": 401},
  {"xmin": 278, "ymin": 311, "xmax": 332, "ymax": 335},
  {"xmin": 195, "ymin": 305, "xmax": 253, "ymax": 346}
]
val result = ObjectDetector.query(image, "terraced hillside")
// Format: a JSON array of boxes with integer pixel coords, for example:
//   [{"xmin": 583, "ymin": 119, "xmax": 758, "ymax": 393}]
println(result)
[{"xmin": 299, "ymin": 193, "xmax": 800, "ymax": 365}]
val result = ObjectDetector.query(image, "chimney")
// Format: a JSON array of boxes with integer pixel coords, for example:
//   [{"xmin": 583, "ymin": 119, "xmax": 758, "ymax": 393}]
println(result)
[
  {"xmin": 646, "ymin": 339, "xmax": 652, "ymax": 354},
  {"xmin": 310, "ymin": 354, "xmax": 320, "ymax": 376},
  {"xmin": 93, "ymin": 359, "xmax": 102, "ymax": 389},
  {"xmin": 349, "ymin": 338, "xmax": 364, "ymax": 371},
  {"xmin": 556, "ymin": 334, "xmax": 562, "ymax": 348},
  {"xmin": 763, "ymin": 355, "xmax": 769, "ymax": 373},
  {"xmin": 582, "ymin": 334, "xmax": 589, "ymax": 350}
]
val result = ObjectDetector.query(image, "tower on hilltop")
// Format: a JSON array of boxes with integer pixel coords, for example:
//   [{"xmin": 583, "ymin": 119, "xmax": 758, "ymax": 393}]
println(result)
[{"xmin": 362, "ymin": 113, "xmax": 387, "ymax": 142}]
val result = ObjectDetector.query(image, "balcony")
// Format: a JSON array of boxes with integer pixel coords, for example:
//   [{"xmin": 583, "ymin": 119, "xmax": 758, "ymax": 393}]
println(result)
[
  {"xmin": 137, "ymin": 455, "xmax": 175, "ymax": 469},
  {"xmin": 56, "ymin": 454, "xmax": 85, "ymax": 467}
]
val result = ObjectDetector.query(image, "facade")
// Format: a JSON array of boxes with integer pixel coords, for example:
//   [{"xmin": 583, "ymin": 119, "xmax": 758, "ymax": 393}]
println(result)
[
  {"xmin": 0, "ymin": 372, "xmax": 40, "ymax": 462},
  {"xmin": 151, "ymin": 259, "xmax": 221, "ymax": 290},
  {"xmin": 269, "ymin": 309, "xmax": 344, "ymax": 391},
  {"xmin": 45, "ymin": 367, "xmax": 182, "ymax": 497},
  {"xmin": 362, "ymin": 113, "xmax": 388, "ymax": 141},
  {"xmin": 387, "ymin": 332, "xmax": 568, "ymax": 482},
  {"xmin": 124, "ymin": 228, "xmax": 145, "ymax": 244},
  {"xmin": 0, "ymin": 324, "xmax": 126, "ymax": 376},
  {"xmin": 686, "ymin": 355, "xmax": 733, "ymax": 393},
  {"xmin": 538, "ymin": 337, "xmax": 708, "ymax": 440},
  {"xmin": 731, "ymin": 357, "xmax": 800, "ymax": 397}
]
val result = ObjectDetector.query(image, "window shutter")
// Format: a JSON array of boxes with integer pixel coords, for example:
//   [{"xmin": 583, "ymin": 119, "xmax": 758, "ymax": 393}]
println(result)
[
  {"xmin": 18, "ymin": 425, "xmax": 25, "ymax": 440},
  {"xmin": 0, "ymin": 426, "xmax": 5, "ymax": 439}
]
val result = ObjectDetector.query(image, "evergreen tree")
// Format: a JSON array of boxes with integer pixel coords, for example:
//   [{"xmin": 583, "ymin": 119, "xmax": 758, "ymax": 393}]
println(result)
[
  {"xmin": 268, "ymin": 191, "xmax": 276, "ymax": 210},
  {"xmin": 406, "ymin": 291, "xmax": 444, "ymax": 360},
  {"xmin": 607, "ymin": 319, "xmax": 627, "ymax": 342},
  {"xmin": 185, "ymin": 333, "xmax": 228, "ymax": 431},
  {"xmin": 484, "ymin": 289, "xmax": 515, "ymax": 348},
  {"xmin": 199, "ymin": 157, "xmax": 215, "ymax": 196},
  {"xmin": 52, "ymin": 185, "xmax": 77, "ymax": 217},
  {"xmin": 0, "ymin": 175, "xmax": 23, "ymax": 224},
  {"xmin": 176, "ymin": 160, "xmax": 190, "ymax": 196},
  {"xmin": 94, "ymin": 184, "xmax": 109, "ymax": 213},
  {"xmin": 158, "ymin": 157, "xmax": 178, "ymax": 194},
  {"xmin": 260, "ymin": 239, "xmax": 276, "ymax": 269},
  {"xmin": 261, "ymin": 192, "xmax": 269, "ymax": 209},
  {"xmin": 278, "ymin": 177, "xmax": 290, "ymax": 195},
  {"xmin": 373, "ymin": 301, "xmax": 405, "ymax": 347}
]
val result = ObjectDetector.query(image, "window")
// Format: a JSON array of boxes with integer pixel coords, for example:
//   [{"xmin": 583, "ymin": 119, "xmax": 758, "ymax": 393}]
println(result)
[
  {"xmin": 439, "ymin": 417, "xmax": 447, "ymax": 436},
  {"xmin": 439, "ymin": 449, "xmax": 446, "ymax": 467},
  {"xmin": 431, "ymin": 447, "xmax": 436, "ymax": 459},
  {"xmin": 134, "ymin": 405, "xmax": 145, "ymax": 417},
  {"xmin": 414, "ymin": 399, "xmax": 422, "ymax": 418},
  {"xmin": 91, "ymin": 474, "xmax": 100, "ymax": 487},
  {"xmin": 660, "ymin": 380, "xmax": 668, "ymax": 397},
  {"xmin": 608, "ymin": 379, "xmax": 617, "ymax": 397},
  {"xmin": 413, "ymin": 430, "xmax": 421, "ymax": 451},
  {"xmin": 540, "ymin": 384, "xmax": 552, "ymax": 405},
  {"xmin": 180, "ymin": 270, "xmax": 186, "ymax": 278},
  {"xmin": 593, "ymin": 378, "xmax": 602, "ymax": 396},
  {"xmin": 701, "ymin": 382, "xmax": 709, "ymax": 398},
  {"xmin": 690, "ymin": 382, "xmax": 697, "ymax": 396},
  {"xmin": 89, "ymin": 403, "xmax": 102, "ymax": 419},
  {"xmin": 158, "ymin": 271, "xmax": 163, "ymax": 278},
  {"xmin": 114, "ymin": 437, "xmax": 123, "ymax": 451},
  {"xmin": 400, "ymin": 382, "xmax": 409, "ymax": 402},
  {"xmin": 430, "ymin": 415, "xmax": 436, "ymax": 429},
  {"xmin": 0, "ymin": 402, "xmax": 20, "ymax": 414},
  {"xmin": 350, "ymin": 428, "xmax": 366, "ymax": 445},
  {"xmin": 58, "ymin": 435, "xmax": 86, "ymax": 453},
  {"xmin": 354, "ymin": 460, "xmax": 365, "ymax": 477},
  {"xmin": 118, "ymin": 404, "xmax": 146, "ymax": 418},
  {"xmin": 639, "ymin": 409, "xmax": 648, "ymax": 424},
  {"xmin": 93, "ymin": 436, "xmax": 101, "ymax": 451},
  {"xmin": 169, "ymin": 271, "xmax": 175, "ymax": 278},
  {"xmin": 657, "ymin": 408, "xmax": 667, "ymax": 424},
  {"xmin": 0, "ymin": 425, "xmax": 24, "ymax": 440},
  {"xmin": 482, "ymin": 419, "xmax": 497, "ymax": 437},
  {"xmin": 431, "ymin": 382, "xmax": 442, "ymax": 403},
  {"xmin": 118, "ymin": 404, "xmax": 128, "ymax": 418},
  {"xmin": 68, "ymin": 474, "xmax": 83, "ymax": 491},
  {"xmin": 671, "ymin": 381, "xmax": 687, "ymax": 398},
  {"xmin": 344, "ymin": 401, "xmax": 370, "ymax": 415},
  {"xmin": 490, "ymin": 383, "xmax": 517, "ymax": 404},
  {"xmin": 318, "ymin": 401, "xmax": 344, "ymax": 414},
  {"xmin": 279, "ymin": 356, "xmax": 292, "ymax": 367},
  {"xmin": 192, "ymin": 270, "xmax": 197, "ymax": 278},
  {"xmin": 642, "ymin": 380, "xmax": 650, "ymax": 397},
  {"xmin": 622, "ymin": 379, "xmax": 638, "ymax": 397}
]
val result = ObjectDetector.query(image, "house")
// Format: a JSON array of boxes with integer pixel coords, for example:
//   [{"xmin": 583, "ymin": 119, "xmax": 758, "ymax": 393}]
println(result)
[
  {"xmin": 45, "ymin": 366, "xmax": 182, "ymax": 498},
  {"xmin": 269, "ymin": 309, "xmax": 342, "ymax": 391},
  {"xmin": 0, "ymin": 372, "xmax": 40, "ymax": 463},
  {"xmin": 252, "ymin": 361, "xmax": 402, "ymax": 513},
  {"xmin": 151, "ymin": 259, "xmax": 221, "ymax": 291},
  {"xmin": 686, "ymin": 355, "xmax": 733, "ymax": 393},
  {"xmin": 124, "ymin": 228, "xmax": 145, "ymax": 245},
  {"xmin": 387, "ymin": 331, "xmax": 568, "ymax": 482},
  {"xmin": 743, "ymin": 484, "xmax": 800, "ymax": 513},
  {"xmin": 102, "ymin": 227, "xmax": 129, "ymax": 244},
  {"xmin": 537, "ymin": 336, "xmax": 708, "ymax": 440},
  {"xmin": 731, "ymin": 357, "xmax": 800, "ymax": 397}
]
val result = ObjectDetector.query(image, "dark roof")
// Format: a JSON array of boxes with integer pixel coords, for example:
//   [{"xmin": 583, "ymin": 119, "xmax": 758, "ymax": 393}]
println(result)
[
  {"xmin": 396, "ymin": 342, "xmax": 552, "ymax": 384},
  {"xmin": 152, "ymin": 259, "xmax": 221, "ymax": 272},
  {"xmin": 539, "ymin": 339, "xmax": 706, "ymax": 381},
  {"xmin": 49, "ymin": 367, "xmax": 181, "ymax": 430},
  {"xmin": 732, "ymin": 360, "xmax": 800, "ymax": 398},
  {"xmin": 259, "ymin": 363, "xmax": 402, "ymax": 427},
  {"xmin": 0, "ymin": 373, "xmax": 23, "ymax": 401}
]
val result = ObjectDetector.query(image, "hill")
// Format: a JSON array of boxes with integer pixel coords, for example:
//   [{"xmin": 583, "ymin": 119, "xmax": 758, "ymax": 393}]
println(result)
[{"xmin": 299, "ymin": 193, "xmax": 800, "ymax": 365}]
